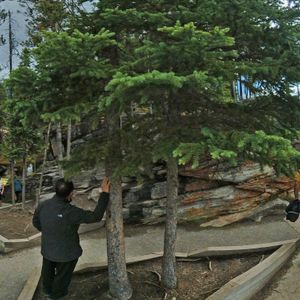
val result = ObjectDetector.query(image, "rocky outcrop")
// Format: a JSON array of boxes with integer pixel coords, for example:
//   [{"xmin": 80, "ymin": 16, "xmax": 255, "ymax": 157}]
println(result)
[
  {"xmin": 179, "ymin": 160, "xmax": 275, "ymax": 183},
  {"xmin": 85, "ymin": 161, "xmax": 292, "ymax": 225},
  {"xmin": 199, "ymin": 198, "xmax": 289, "ymax": 227},
  {"xmin": 29, "ymin": 157, "xmax": 293, "ymax": 227}
]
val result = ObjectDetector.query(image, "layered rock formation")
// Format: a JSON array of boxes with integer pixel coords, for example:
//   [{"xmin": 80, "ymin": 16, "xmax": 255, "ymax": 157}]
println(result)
[
  {"xmin": 119, "ymin": 160, "xmax": 292, "ymax": 226},
  {"xmin": 27, "ymin": 121, "xmax": 294, "ymax": 227},
  {"xmin": 33, "ymin": 159, "xmax": 293, "ymax": 227}
]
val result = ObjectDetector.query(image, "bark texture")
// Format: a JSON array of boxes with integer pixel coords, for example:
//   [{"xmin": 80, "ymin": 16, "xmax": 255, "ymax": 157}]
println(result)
[
  {"xmin": 105, "ymin": 113, "xmax": 132, "ymax": 300},
  {"xmin": 162, "ymin": 156, "xmax": 179, "ymax": 289}
]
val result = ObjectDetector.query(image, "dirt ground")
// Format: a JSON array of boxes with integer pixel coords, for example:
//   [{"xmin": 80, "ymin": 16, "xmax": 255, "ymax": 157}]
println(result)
[
  {"xmin": 34, "ymin": 254, "xmax": 269, "ymax": 300},
  {"xmin": 0, "ymin": 202, "xmax": 38, "ymax": 239},
  {"xmin": 0, "ymin": 194, "xmax": 96, "ymax": 239}
]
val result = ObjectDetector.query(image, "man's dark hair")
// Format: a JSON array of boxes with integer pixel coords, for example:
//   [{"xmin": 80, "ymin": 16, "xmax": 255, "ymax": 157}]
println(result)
[{"xmin": 55, "ymin": 179, "xmax": 74, "ymax": 197}]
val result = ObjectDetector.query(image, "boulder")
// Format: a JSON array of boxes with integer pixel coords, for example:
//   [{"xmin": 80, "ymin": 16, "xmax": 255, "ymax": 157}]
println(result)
[
  {"xmin": 158, "ymin": 198, "xmax": 167, "ymax": 207},
  {"xmin": 40, "ymin": 192, "xmax": 55, "ymax": 203},
  {"xmin": 200, "ymin": 198, "xmax": 288, "ymax": 227},
  {"xmin": 179, "ymin": 161, "xmax": 275, "ymax": 183},
  {"xmin": 215, "ymin": 164, "xmax": 274, "ymax": 183},
  {"xmin": 88, "ymin": 188, "xmax": 100, "ymax": 202},
  {"xmin": 152, "ymin": 208, "xmax": 166, "ymax": 217},
  {"xmin": 178, "ymin": 192, "xmax": 271, "ymax": 222},
  {"xmin": 41, "ymin": 186, "xmax": 54, "ymax": 193},
  {"xmin": 237, "ymin": 176, "xmax": 294, "ymax": 194},
  {"xmin": 123, "ymin": 184, "xmax": 152, "ymax": 204},
  {"xmin": 143, "ymin": 207, "xmax": 153, "ymax": 217},
  {"xmin": 123, "ymin": 208, "xmax": 130, "ymax": 220},
  {"xmin": 124, "ymin": 191, "xmax": 138, "ymax": 203},
  {"xmin": 92, "ymin": 166, "xmax": 105, "ymax": 182},
  {"xmin": 151, "ymin": 181, "xmax": 167, "ymax": 199},
  {"xmin": 42, "ymin": 175, "xmax": 54, "ymax": 187},
  {"xmin": 71, "ymin": 169, "xmax": 97, "ymax": 189},
  {"xmin": 128, "ymin": 204, "xmax": 143, "ymax": 222},
  {"xmin": 182, "ymin": 179, "xmax": 220, "ymax": 193},
  {"xmin": 140, "ymin": 200, "xmax": 159, "ymax": 207},
  {"xmin": 180, "ymin": 186, "xmax": 260, "ymax": 205}
]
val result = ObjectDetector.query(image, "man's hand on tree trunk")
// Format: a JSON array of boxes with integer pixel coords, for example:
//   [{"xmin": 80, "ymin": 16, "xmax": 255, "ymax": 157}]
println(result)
[{"xmin": 100, "ymin": 177, "xmax": 110, "ymax": 193}]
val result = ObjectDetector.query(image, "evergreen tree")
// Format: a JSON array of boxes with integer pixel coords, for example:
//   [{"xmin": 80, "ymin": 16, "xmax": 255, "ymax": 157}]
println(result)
[
  {"xmin": 20, "ymin": 0, "xmax": 88, "ymax": 169},
  {"xmin": 85, "ymin": 1, "xmax": 236, "ymax": 290},
  {"xmin": 105, "ymin": 20, "xmax": 238, "ymax": 289},
  {"xmin": 29, "ymin": 29, "xmax": 134, "ymax": 299},
  {"xmin": 3, "ymin": 55, "xmax": 43, "ymax": 208},
  {"xmin": 97, "ymin": 0, "xmax": 300, "ymax": 290}
]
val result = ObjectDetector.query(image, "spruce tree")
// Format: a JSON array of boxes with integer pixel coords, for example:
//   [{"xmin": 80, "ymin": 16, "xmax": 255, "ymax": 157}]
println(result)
[
  {"xmin": 3, "ymin": 55, "xmax": 43, "ymax": 208},
  {"xmin": 100, "ymin": 0, "xmax": 300, "ymax": 290},
  {"xmin": 20, "ymin": 0, "xmax": 87, "ymax": 169},
  {"xmin": 29, "ymin": 29, "xmax": 134, "ymax": 299},
  {"xmin": 105, "ymin": 20, "xmax": 238, "ymax": 289}
]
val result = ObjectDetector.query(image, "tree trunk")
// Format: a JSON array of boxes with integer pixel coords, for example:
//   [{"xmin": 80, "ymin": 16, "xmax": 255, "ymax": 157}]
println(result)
[
  {"xmin": 239, "ymin": 75, "xmax": 243, "ymax": 100},
  {"xmin": 36, "ymin": 123, "xmax": 51, "ymax": 207},
  {"xmin": 230, "ymin": 82, "xmax": 236, "ymax": 100},
  {"xmin": 106, "ymin": 172, "xmax": 132, "ymax": 300},
  {"xmin": 105, "ymin": 113, "xmax": 132, "ymax": 300},
  {"xmin": 162, "ymin": 156, "xmax": 179, "ymax": 289},
  {"xmin": 66, "ymin": 121, "xmax": 72, "ymax": 160},
  {"xmin": 56, "ymin": 122, "xmax": 64, "ymax": 177},
  {"xmin": 22, "ymin": 156, "xmax": 26, "ymax": 210},
  {"xmin": 10, "ymin": 160, "xmax": 15, "ymax": 206}
]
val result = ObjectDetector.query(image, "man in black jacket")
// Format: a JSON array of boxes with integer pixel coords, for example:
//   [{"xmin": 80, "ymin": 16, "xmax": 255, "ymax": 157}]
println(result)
[{"xmin": 33, "ymin": 177, "xmax": 110, "ymax": 300}]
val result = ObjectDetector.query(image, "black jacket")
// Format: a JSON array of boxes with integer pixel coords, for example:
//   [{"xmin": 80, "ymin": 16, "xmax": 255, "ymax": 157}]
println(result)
[{"xmin": 33, "ymin": 192, "xmax": 109, "ymax": 262}]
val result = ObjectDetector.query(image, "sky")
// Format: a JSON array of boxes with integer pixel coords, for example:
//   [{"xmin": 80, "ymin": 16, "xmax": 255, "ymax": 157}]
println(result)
[
  {"xmin": 0, "ymin": 0, "xmax": 27, "ymax": 79},
  {"xmin": 0, "ymin": 0, "xmax": 94, "ymax": 80}
]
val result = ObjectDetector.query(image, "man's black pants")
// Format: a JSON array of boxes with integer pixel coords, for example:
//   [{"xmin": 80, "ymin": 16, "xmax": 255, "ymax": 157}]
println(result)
[{"xmin": 42, "ymin": 257, "xmax": 78, "ymax": 299}]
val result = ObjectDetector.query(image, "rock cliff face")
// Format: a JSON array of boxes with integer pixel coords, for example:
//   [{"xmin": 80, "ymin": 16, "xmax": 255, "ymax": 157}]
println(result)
[
  {"xmin": 29, "ymin": 123, "xmax": 294, "ymax": 227},
  {"xmin": 119, "ymin": 160, "xmax": 292, "ymax": 226},
  {"xmin": 32, "ymin": 159, "xmax": 293, "ymax": 227}
]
